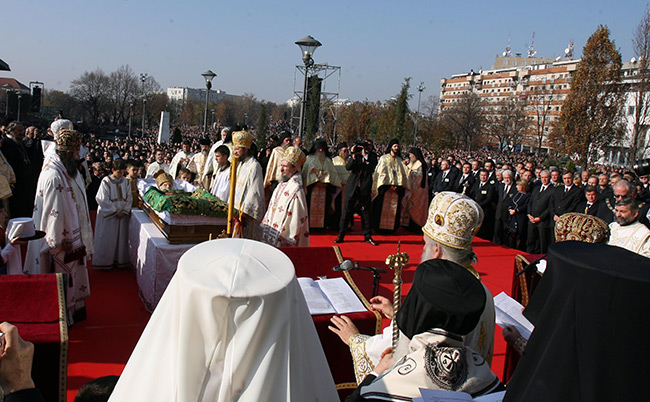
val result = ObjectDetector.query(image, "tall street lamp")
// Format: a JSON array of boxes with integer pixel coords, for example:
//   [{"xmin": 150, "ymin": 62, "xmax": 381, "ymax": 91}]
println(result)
[
  {"xmin": 128, "ymin": 98, "xmax": 134, "ymax": 139},
  {"xmin": 295, "ymin": 35, "xmax": 321, "ymax": 141},
  {"xmin": 201, "ymin": 70, "xmax": 216, "ymax": 134},
  {"xmin": 140, "ymin": 73, "xmax": 148, "ymax": 135},
  {"xmin": 414, "ymin": 82, "xmax": 425, "ymax": 144}
]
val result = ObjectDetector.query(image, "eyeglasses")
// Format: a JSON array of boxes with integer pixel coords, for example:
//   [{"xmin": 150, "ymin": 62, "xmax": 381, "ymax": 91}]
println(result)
[{"xmin": 614, "ymin": 194, "xmax": 625, "ymax": 199}]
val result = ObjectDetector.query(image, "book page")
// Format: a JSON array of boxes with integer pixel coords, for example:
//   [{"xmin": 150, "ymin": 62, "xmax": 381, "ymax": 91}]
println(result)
[
  {"xmin": 316, "ymin": 277, "xmax": 367, "ymax": 314},
  {"xmin": 297, "ymin": 277, "xmax": 336, "ymax": 315},
  {"xmin": 417, "ymin": 388, "xmax": 473, "ymax": 401},
  {"xmin": 494, "ymin": 292, "xmax": 535, "ymax": 340},
  {"xmin": 473, "ymin": 391, "xmax": 506, "ymax": 401}
]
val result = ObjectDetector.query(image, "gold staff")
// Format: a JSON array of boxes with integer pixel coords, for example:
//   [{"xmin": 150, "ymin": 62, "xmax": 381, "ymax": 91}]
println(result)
[
  {"xmin": 385, "ymin": 241, "xmax": 409, "ymax": 350},
  {"xmin": 226, "ymin": 156, "xmax": 239, "ymax": 236}
]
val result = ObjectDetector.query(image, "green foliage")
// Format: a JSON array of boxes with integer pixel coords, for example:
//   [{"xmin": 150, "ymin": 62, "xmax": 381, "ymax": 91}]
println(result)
[
  {"xmin": 558, "ymin": 25, "xmax": 625, "ymax": 168},
  {"xmin": 256, "ymin": 103, "xmax": 269, "ymax": 147},
  {"xmin": 393, "ymin": 78, "xmax": 411, "ymax": 142}
]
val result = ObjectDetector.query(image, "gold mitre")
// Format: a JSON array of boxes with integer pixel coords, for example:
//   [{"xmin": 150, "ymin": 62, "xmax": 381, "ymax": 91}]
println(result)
[
  {"xmin": 154, "ymin": 169, "xmax": 174, "ymax": 188},
  {"xmin": 554, "ymin": 212, "xmax": 610, "ymax": 243},
  {"xmin": 56, "ymin": 129, "xmax": 82, "ymax": 152},
  {"xmin": 423, "ymin": 191, "xmax": 484, "ymax": 250},
  {"xmin": 282, "ymin": 146, "xmax": 306, "ymax": 168},
  {"xmin": 232, "ymin": 131, "xmax": 253, "ymax": 148}
]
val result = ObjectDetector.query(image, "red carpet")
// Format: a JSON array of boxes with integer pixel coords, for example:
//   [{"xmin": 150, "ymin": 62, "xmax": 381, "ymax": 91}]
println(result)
[{"xmin": 66, "ymin": 222, "xmax": 518, "ymax": 400}]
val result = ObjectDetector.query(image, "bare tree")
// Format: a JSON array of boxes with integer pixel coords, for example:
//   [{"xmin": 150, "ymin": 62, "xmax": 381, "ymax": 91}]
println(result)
[
  {"xmin": 107, "ymin": 65, "xmax": 139, "ymax": 125},
  {"xmin": 485, "ymin": 95, "xmax": 528, "ymax": 150},
  {"xmin": 630, "ymin": 7, "xmax": 650, "ymax": 160},
  {"xmin": 526, "ymin": 84, "xmax": 557, "ymax": 152},
  {"xmin": 440, "ymin": 92, "xmax": 485, "ymax": 152},
  {"xmin": 69, "ymin": 69, "xmax": 109, "ymax": 124}
]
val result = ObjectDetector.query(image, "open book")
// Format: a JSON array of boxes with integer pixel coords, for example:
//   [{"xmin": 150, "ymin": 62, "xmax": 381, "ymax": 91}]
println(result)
[
  {"xmin": 493, "ymin": 292, "xmax": 535, "ymax": 340},
  {"xmin": 298, "ymin": 277, "xmax": 367, "ymax": 315}
]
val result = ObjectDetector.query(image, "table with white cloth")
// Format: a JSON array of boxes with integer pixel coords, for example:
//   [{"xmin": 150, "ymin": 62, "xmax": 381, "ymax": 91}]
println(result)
[{"xmin": 128, "ymin": 209, "xmax": 194, "ymax": 311}]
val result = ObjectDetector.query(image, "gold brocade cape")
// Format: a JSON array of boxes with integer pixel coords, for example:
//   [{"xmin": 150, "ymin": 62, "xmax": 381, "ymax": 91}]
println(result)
[
  {"xmin": 263, "ymin": 146, "xmax": 287, "ymax": 187},
  {"xmin": 373, "ymin": 154, "xmax": 409, "ymax": 195},
  {"xmin": 332, "ymin": 155, "xmax": 350, "ymax": 185},
  {"xmin": 301, "ymin": 154, "xmax": 341, "ymax": 188}
]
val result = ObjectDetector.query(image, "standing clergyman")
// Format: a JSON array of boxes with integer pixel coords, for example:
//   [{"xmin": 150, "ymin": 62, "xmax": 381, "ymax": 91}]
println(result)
[
  {"xmin": 259, "ymin": 146, "xmax": 309, "ymax": 247},
  {"xmin": 25, "ymin": 129, "xmax": 94, "ymax": 324}
]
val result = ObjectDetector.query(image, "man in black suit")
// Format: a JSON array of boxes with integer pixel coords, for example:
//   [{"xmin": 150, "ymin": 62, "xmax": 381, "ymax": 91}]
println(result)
[
  {"xmin": 484, "ymin": 160, "xmax": 497, "ymax": 185},
  {"xmin": 493, "ymin": 170, "xmax": 517, "ymax": 245},
  {"xmin": 2, "ymin": 121, "xmax": 37, "ymax": 218},
  {"xmin": 526, "ymin": 169, "xmax": 554, "ymax": 253},
  {"xmin": 431, "ymin": 160, "xmax": 459, "ymax": 195},
  {"xmin": 550, "ymin": 171, "xmax": 584, "ymax": 241},
  {"xmin": 575, "ymin": 185, "xmax": 610, "ymax": 222},
  {"xmin": 469, "ymin": 169, "xmax": 497, "ymax": 241},
  {"xmin": 453, "ymin": 162, "xmax": 475, "ymax": 194},
  {"xmin": 335, "ymin": 140, "xmax": 378, "ymax": 245},
  {"xmin": 600, "ymin": 179, "xmax": 650, "ymax": 229}
]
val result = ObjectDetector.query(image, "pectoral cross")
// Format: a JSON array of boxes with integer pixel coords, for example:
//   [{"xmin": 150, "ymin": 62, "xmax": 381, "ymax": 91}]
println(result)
[{"xmin": 385, "ymin": 241, "xmax": 409, "ymax": 350}]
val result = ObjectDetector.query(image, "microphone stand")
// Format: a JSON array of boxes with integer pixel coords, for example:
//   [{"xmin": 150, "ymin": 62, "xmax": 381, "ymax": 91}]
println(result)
[{"xmin": 351, "ymin": 262, "xmax": 386, "ymax": 297}]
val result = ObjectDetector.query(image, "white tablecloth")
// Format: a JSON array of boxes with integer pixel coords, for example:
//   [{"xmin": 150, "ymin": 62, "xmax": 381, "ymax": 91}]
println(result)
[{"xmin": 128, "ymin": 210, "xmax": 194, "ymax": 311}]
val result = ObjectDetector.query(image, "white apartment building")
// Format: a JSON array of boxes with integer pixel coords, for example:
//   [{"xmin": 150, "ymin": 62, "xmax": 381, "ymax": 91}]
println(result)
[{"xmin": 167, "ymin": 87, "xmax": 234, "ymax": 104}]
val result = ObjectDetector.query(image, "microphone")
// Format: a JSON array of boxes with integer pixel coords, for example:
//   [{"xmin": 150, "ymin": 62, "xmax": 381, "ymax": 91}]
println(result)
[
  {"xmin": 332, "ymin": 260, "xmax": 354, "ymax": 272},
  {"xmin": 516, "ymin": 255, "xmax": 546, "ymax": 276}
]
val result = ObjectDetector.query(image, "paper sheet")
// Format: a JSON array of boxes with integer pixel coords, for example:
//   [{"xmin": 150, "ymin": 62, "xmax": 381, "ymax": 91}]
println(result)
[
  {"xmin": 494, "ymin": 292, "xmax": 535, "ymax": 340},
  {"xmin": 317, "ymin": 277, "xmax": 366, "ymax": 314},
  {"xmin": 297, "ymin": 278, "xmax": 336, "ymax": 315}
]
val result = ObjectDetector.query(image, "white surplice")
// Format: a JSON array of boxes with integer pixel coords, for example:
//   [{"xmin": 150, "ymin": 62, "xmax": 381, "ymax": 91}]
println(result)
[
  {"xmin": 169, "ymin": 150, "xmax": 194, "ymax": 179},
  {"xmin": 145, "ymin": 161, "xmax": 170, "ymax": 179},
  {"xmin": 259, "ymin": 172, "xmax": 310, "ymax": 247},
  {"xmin": 210, "ymin": 164, "xmax": 231, "ymax": 202},
  {"xmin": 92, "ymin": 175, "xmax": 132, "ymax": 268}
]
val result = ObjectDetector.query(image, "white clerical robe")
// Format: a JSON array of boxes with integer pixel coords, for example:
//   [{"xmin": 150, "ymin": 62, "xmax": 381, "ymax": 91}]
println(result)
[
  {"xmin": 259, "ymin": 173, "xmax": 309, "ymax": 247},
  {"xmin": 146, "ymin": 161, "xmax": 170, "ymax": 179},
  {"xmin": 210, "ymin": 164, "xmax": 231, "ymax": 202},
  {"xmin": 187, "ymin": 151, "xmax": 209, "ymax": 188},
  {"xmin": 169, "ymin": 150, "xmax": 194, "ymax": 179},
  {"xmin": 234, "ymin": 156, "xmax": 265, "ymax": 238},
  {"xmin": 608, "ymin": 221, "xmax": 650, "ymax": 258},
  {"xmin": 349, "ymin": 281, "xmax": 495, "ymax": 382},
  {"xmin": 92, "ymin": 175, "xmax": 132, "ymax": 269},
  {"xmin": 25, "ymin": 154, "xmax": 93, "ymax": 324}
]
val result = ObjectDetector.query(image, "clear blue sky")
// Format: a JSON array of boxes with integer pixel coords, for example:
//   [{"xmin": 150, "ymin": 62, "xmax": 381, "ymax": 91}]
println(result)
[{"xmin": 1, "ymin": 0, "xmax": 645, "ymax": 106}]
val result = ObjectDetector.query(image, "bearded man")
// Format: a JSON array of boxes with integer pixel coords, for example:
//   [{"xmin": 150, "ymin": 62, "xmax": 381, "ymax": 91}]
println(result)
[
  {"xmin": 169, "ymin": 140, "xmax": 194, "ymax": 179},
  {"xmin": 259, "ymin": 147, "xmax": 309, "ymax": 247},
  {"xmin": 608, "ymin": 197, "xmax": 650, "ymax": 257},
  {"xmin": 263, "ymin": 131, "xmax": 292, "ymax": 191},
  {"xmin": 371, "ymin": 139, "xmax": 408, "ymax": 233},
  {"xmin": 25, "ymin": 129, "xmax": 93, "ymax": 325}
]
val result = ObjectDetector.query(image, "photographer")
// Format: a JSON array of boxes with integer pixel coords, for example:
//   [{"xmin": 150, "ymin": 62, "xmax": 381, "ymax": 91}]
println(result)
[{"xmin": 334, "ymin": 140, "xmax": 378, "ymax": 245}]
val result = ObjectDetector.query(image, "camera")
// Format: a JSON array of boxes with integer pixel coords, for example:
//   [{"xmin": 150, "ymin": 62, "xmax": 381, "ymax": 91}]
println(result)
[{"xmin": 633, "ymin": 159, "xmax": 650, "ymax": 177}]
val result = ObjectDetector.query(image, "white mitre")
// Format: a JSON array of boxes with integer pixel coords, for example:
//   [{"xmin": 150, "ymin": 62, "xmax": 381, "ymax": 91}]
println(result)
[{"xmin": 109, "ymin": 238, "xmax": 337, "ymax": 402}]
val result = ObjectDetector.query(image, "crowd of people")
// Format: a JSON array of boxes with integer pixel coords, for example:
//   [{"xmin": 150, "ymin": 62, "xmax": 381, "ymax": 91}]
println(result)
[{"xmin": 1, "ymin": 115, "xmax": 650, "ymax": 401}]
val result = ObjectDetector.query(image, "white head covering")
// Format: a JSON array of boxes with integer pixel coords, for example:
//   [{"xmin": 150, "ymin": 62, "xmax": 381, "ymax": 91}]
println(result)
[
  {"xmin": 109, "ymin": 238, "xmax": 337, "ymax": 402},
  {"xmin": 50, "ymin": 119, "xmax": 73, "ymax": 139}
]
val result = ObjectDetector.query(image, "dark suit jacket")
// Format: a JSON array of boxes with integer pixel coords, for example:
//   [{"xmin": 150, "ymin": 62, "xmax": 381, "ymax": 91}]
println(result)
[
  {"xmin": 550, "ymin": 185, "xmax": 584, "ymax": 218},
  {"xmin": 495, "ymin": 182, "xmax": 518, "ymax": 221},
  {"xmin": 528, "ymin": 184, "xmax": 554, "ymax": 227},
  {"xmin": 469, "ymin": 181, "xmax": 497, "ymax": 213},
  {"xmin": 432, "ymin": 168, "xmax": 459, "ymax": 194},
  {"xmin": 343, "ymin": 152, "xmax": 377, "ymax": 202},
  {"xmin": 2, "ymin": 137, "xmax": 37, "ymax": 218},
  {"xmin": 453, "ymin": 173, "xmax": 475, "ymax": 194}
]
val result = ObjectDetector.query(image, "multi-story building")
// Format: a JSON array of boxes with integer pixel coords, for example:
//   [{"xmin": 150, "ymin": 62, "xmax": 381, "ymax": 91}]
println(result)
[
  {"xmin": 167, "ymin": 87, "xmax": 235, "ymax": 104},
  {"xmin": 440, "ymin": 56, "xmax": 578, "ymax": 152},
  {"xmin": 440, "ymin": 55, "xmax": 648, "ymax": 165}
]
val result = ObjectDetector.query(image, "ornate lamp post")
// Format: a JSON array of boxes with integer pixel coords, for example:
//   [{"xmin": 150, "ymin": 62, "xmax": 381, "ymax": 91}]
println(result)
[
  {"xmin": 414, "ymin": 82, "xmax": 425, "ymax": 144},
  {"xmin": 128, "ymin": 98, "xmax": 134, "ymax": 139},
  {"xmin": 201, "ymin": 70, "xmax": 217, "ymax": 134},
  {"xmin": 295, "ymin": 35, "xmax": 321, "ymax": 141}
]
